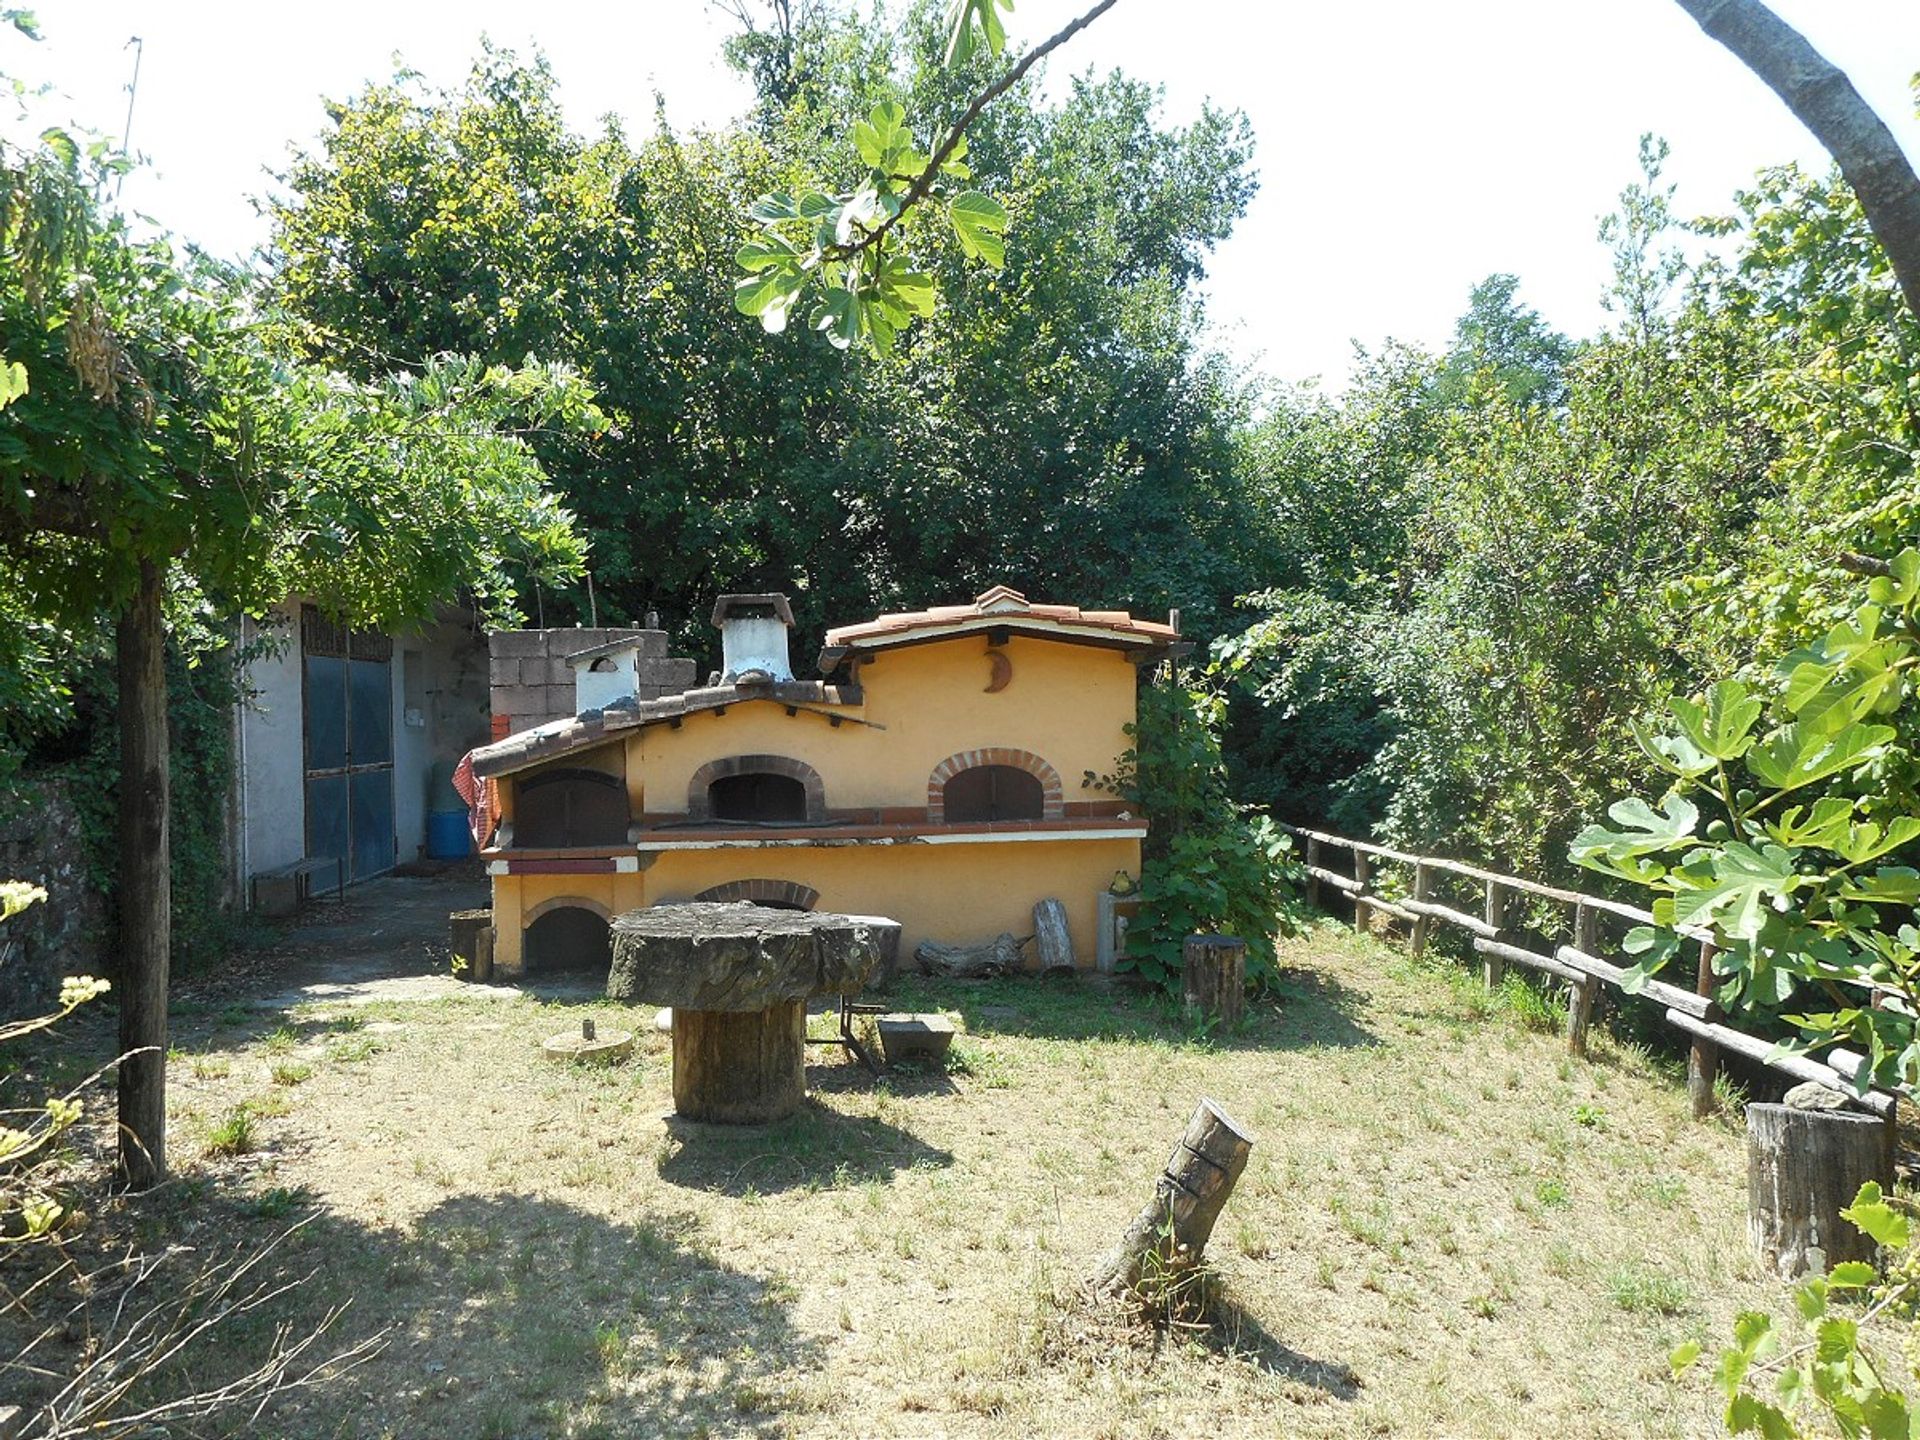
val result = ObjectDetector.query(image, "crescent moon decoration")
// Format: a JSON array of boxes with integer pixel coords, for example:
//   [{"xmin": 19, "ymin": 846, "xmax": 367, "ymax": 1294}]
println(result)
[{"xmin": 984, "ymin": 646, "xmax": 1012, "ymax": 693}]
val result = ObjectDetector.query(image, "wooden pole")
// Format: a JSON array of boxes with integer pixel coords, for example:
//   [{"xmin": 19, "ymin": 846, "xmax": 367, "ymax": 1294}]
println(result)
[
  {"xmin": 1304, "ymin": 837, "xmax": 1322, "ymax": 910},
  {"xmin": 1408, "ymin": 862, "xmax": 1433, "ymax": 958},
  {"xmin": 1352, "ymin": 850, "xmax": 1373, "ymax": 936},
  {"xmin": 1182, "ymin": 936, "xmax": 1246, "ymax": 1026},
  {"xmin": 1482, "ymin": 880, "xmax": 1510, "ymax": 989},
  {"xmin": 1566, "ymin": 903, "xmax": 1598, "ymax": 1057},
  {"xmin": 116, "ymin": 558, "xmax": 169, "ymax": 1188},
  {"xmin": 1092, "ymin": 1098, "xmax": 1253, "ymax": 1300},
  {"xmin": 1688, "ymin": 940, "xmax": 1720, "ymax": 1119}
]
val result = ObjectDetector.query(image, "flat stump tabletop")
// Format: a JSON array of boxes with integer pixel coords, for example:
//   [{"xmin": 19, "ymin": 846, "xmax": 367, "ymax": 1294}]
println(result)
[{"xmin": 608, "ymin": 903, "xmax": 899, "ymax": 1124}]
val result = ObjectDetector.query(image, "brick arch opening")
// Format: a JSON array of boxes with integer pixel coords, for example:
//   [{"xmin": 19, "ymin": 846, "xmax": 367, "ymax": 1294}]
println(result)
[
  {"xmin": 687, "ymin": 754, "xmax": 826, "ymax": 822},
  {"xmin": 522, "ymin": 900, "xmax": 612, "ymax": 976},
  {"xmin": 927, "ymin": 748, "xmax": 1064, "ymax": 823},
  {"xmin": 692, "ymin": 879, "xmax": 820, "ymax": 912}
]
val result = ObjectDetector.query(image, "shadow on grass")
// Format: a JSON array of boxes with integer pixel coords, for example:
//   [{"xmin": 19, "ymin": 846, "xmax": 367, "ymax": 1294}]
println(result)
[
  {"xmin": 880, "ymin": 965, "xmax": 1377, "ymax": 1055},
  {"xmin": 11, "ymin": 1185, "xmax": 821, "ymax": 1440},
  {"xmin": 1207, "ymin": 1297, "xmax": 1362, "ymax": 1399},
  {"xmin": 656, "ymin": 1099, "xmax": 953, "ymax": 1196}
]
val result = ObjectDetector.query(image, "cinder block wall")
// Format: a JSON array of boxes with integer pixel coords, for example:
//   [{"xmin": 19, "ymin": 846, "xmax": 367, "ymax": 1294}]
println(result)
[{"xmin": 488, "ymin": 629, "xmax": 697, "ymax": 738}]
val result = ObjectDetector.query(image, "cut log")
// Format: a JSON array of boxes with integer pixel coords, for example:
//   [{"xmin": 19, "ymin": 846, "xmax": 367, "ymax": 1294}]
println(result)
[
  {"xmin": 1033, "ymin": 899, "xmax": 1076, "ymax": 975},
  {"xmin": 449, "ymin": 908, "xmax": 491, "ymax": 974},
  {"xmin": 916, "ymin": 932, "xmax": 1024, "ymax": 979},
  {"xmin": 1182, "ymin": 936, "xmax": 1245, "ymax": 1026},
  {"xmin": 1748, "ymin": 1097, "xmax": 1892, "ymax": 1279},
  {"xmin": 1092, "ymin": 1098, "xmax": 1254, "ymax": 1301},
  {"xmin": 671, "ymin": 1001, "xmax": 806, "ymax": 1124},
  {"xmin": 472, "ymin": 925, "xmax": 495, "ymax": 984}
]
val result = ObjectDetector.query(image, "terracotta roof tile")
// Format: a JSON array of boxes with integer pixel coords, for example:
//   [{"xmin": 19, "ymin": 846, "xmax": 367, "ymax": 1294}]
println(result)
[{"xmin": 821, "ymin": 586, "xmax": 1179, "ymax": 654}]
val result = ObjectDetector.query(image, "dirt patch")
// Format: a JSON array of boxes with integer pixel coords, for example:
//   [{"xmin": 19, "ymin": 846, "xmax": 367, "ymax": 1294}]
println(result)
[{"xmin": 4, "ymin": 920, "xmax": 1848, "ymax": 1437}]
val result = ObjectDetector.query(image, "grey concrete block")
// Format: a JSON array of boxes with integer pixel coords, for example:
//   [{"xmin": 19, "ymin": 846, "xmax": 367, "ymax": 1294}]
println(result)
[
  {"xmin": 547, "ymin": 655, "xmax": 575, "ymax": 687},
  {"xmin": 490, "ymin": 630, "xmax": 547, "ymax": 659},
  {"xmin": 492, "ymin": 684, "xmax": 547, "ymax": 716}
]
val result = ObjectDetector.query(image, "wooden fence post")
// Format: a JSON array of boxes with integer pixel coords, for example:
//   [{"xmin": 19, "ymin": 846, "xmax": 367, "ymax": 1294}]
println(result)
[
  {"xmin": 1352, "ymin": 850, "xmax": 1373, "ymax": 936},
  {"xmin": 1305, "ymin": 837, "xmax": 1323, "ymax": 910},
  {"xmin": 1409, "ymin": 862, "xmax": 1433, "ymax": 958},
  {"xmin": 1689, "ymin": 940, "xmax": 1721, "ymax": 1119},
  {"xmin": 1482, "ymin": 881, "xmax": 1510, "ymax": 989},
  {"xmin": 1566, "ymin": 903, "xmax": 1598, "ymax": 1058}
]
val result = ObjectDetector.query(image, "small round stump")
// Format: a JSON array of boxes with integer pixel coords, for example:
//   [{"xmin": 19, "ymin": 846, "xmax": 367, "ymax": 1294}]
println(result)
[{"xmin": 608, "ymin": 903, "xmax": 899, "ymax": 1125}]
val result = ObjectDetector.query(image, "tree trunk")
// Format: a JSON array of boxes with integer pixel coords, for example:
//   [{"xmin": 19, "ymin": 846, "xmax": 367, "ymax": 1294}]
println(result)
[
  {"xmin": 116, "ymin": 559, "xmax": 169, "ymax": 1189},
  {"xmin": 1748, "ymin": 1095, "xmax": 1891, "ymax": 1279},
  {"xmin": 670, "ymin": 1001, "xmax": 806, "ymax": 1124},
  {"xmin": 1672, "ymin": 0, "xmax": 1920, "ymax": 322},
  {"xmin": 1181, "ymin": 935, "xmax": 1245, "ymax": 1026},
  {"xmin": 1092, "ymin": 1098, "xmax": 1253, "ymax": 1298},
  {"xmin": 1032, "ymin": 899, "xmax": 1076, "ymax": 975},
  {"xmin": 1688, "ymin": 940, "xmax": 1720, "ymax": 1119}
]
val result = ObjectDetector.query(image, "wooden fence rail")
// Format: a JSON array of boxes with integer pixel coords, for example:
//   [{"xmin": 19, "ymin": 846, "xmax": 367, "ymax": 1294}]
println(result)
[{"xmin": 1282, "ymin": 823, "xmax": 1898, "ymax": 1123}]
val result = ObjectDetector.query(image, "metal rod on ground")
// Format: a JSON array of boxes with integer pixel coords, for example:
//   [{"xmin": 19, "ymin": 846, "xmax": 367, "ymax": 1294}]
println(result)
[
  {"xmin": 1689, "ymin": 940, "xmax": 1720, "ymax": 1119},
  {"xmin": 1566, "ymin": 903, "xmax": 1598, "ymax": 1057},
  {"xmin": 1483, "ymin": 880, "xmax": 1509, "ymax": 989},
  {"xmin": 1409, "ymin": 861, "xmax": 1433, "ymax": 958}
]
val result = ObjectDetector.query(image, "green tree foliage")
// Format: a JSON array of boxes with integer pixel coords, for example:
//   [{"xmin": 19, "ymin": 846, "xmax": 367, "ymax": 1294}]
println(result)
[
  {"xmin": 1574, "ymin": 557, "xmax": 1920, "ymax": 1090},
  {"xmin": 1221, "ymin": 152, "xmax": 1774, "ymax": 880},
  {"xmin": 265, "ymin": 17, "xmax": 1263, "ymax": 645},
  {"xmin": 1087, "ymin": 676, "xmax": 1301, "ymax": 991}
]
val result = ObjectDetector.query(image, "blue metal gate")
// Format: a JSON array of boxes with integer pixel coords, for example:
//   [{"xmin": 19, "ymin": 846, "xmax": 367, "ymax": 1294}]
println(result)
[{"xmin": 302, "ymin": 606, "xmax": 395, "ymax": 886}]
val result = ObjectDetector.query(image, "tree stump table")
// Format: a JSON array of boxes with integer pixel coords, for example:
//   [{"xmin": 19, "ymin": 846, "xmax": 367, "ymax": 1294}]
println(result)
[{"xmin": 607, "ymin": 903, "xmax": 900, "ymax": 1124}]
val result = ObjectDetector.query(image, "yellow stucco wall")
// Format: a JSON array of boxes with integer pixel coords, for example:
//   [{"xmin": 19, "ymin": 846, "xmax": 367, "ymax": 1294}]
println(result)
[
  {"xmin": 489, "ymin": 633, "xmax": 1143, "ymax": 975},
  {"xmin": 490, "ymin": 835, "xmax": 1136, "ymax": 976},
  {"xmin": 633, "ymin": 634, "xmax": 1135, "ymax": 814}
]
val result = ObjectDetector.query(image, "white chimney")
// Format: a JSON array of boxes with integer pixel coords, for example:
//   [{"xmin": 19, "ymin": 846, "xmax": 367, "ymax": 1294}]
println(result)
[{"xmin": 711, "ymin": 594, "xmax": 795, "ymax": 683}]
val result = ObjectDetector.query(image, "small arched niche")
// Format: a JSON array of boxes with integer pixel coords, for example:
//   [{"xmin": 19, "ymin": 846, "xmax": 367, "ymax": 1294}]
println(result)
[
  {"xmin": 523, "ymin": 904, "xmax": 612, "ymax": 976},
  {"xmin": 515, "ymin": 767, "xmax": 629, "ymax": 848}
]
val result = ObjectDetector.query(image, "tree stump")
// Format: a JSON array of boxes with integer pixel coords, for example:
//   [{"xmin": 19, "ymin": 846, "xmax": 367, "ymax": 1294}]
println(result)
[
  {"xmin": 1033, "ymin": 899, "xmax": 1076, "ymax": 976},
  {"xmin": 671, "ymin": 1002, "xmax": 806, "ymax": 1124},
  {"xmin": 1182, "ymin": 936, "xmax": 1245, "ymax": 1026},
  {"xmin": 450, "ymin": 908, "xmax": 491, "ymax": 976},
  {"xmin": 1748, "ymin": 1086, "xmax": 1892, "ymax": 1278},
  {"xmin": 1093, "ymin": 1097, "xmax": 1253, "ymax": 1298}
]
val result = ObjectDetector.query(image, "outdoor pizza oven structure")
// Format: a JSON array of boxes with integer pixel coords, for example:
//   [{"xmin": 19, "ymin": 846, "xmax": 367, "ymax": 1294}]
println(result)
[{"xmin": 465, "ymin": 586, "xmax": 1180, "ymax": 977}]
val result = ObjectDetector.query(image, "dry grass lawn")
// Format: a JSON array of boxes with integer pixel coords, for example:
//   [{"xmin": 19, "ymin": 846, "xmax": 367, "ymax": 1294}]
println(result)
[{"xmin": 8, "ymin": 919, "xmax": 1857, "ymax": 1438}]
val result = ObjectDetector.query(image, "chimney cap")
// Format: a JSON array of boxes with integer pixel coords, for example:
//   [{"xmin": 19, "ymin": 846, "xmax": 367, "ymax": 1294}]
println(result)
[{"xmin": 710, "ymin": 593, "xmax": 795, "ymax": 629}]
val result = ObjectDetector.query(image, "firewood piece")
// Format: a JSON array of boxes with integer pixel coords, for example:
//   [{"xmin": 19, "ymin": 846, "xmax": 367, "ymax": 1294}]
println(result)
[
  {"xmin": 1748, "ymin": 1099, "xmax": 1892, "ymax": 1279},
  {"xmin": 449, "ymin": 908, "xmax": 491, "ymax": 975},
  {"xmin": 671, "ymin": 1002, "xmax": 806, "ymax": 1124},
  {"xmin": 1182, "ymin": 936, "xmax": 1245, "ymax": 1026},
  {"xmin": 1033, "ymin": 899, "xmax": 1076, "ymax": 975},
  {"xmin": 915, "ymin": 932, "xmax": 1024, "ymax": 979},
  {"xmin": 1092, "ymin": 1098, "xmax": 1254, "ymax": 1298}
]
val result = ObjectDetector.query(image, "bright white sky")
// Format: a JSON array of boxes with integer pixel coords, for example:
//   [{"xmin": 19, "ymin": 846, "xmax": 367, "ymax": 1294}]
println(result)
[{"xmin": 15, "ymin": 1, "xmax": 1920, "ymax": 387}]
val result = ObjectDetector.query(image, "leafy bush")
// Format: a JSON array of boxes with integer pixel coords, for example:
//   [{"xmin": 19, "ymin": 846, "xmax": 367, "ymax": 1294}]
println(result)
[
  {"xmin": 1673, "ymin": 1182, "xmax": 1916, "ymax": 1436},
  {"xmin": 1572, "ymin": 552, "xmax": 1920, "ymax": 1091},
  {"xmin": 1090, "ymin": 674, "xmax": 1302, "ymax": 990}
]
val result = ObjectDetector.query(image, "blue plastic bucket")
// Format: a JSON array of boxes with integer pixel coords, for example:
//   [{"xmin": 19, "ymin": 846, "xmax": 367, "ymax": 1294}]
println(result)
[{"xmin": 427, "ymin": 808, "xmax": 472, "ymax": 860}]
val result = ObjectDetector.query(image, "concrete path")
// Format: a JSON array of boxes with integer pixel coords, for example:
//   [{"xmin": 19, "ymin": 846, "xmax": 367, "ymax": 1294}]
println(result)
[{"xmin": 237, "ymin": 871, "xmax": 573, "ymax": 1010}]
